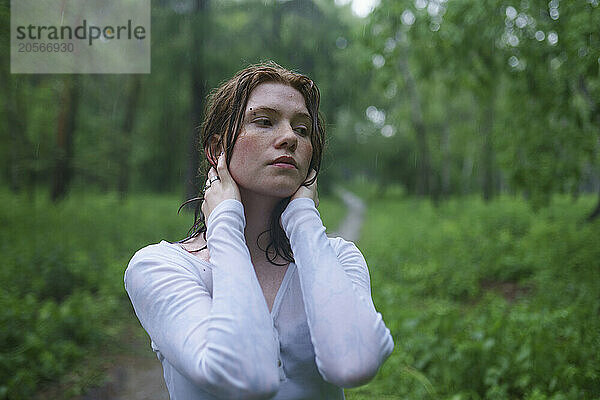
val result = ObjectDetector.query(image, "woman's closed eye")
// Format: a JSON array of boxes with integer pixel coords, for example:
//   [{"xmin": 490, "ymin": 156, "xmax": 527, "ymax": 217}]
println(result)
[
  {"xmin": 294, "ymin": 125, "xmax": 309, "ymax": 136},
  {"xmin": 253, "ymin": 117, "xmax": 272, "ymax": 127}
]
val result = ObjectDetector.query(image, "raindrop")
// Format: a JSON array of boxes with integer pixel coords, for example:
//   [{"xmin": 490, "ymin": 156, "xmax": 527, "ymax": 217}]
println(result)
[
  {"xmin": 508, "ymin": 34, "xmax": 519, "ymax": 47},
  {"xmin": 384, "ymin": 38, "xmax": 396, "ymax": 53},
  {"xmin": 548, "ymin": 0, "xmax": 559, "ymax": 8},
  {"xmin": 430, "ymin": 22, "xmax": 440, "ymax": 31},
  {"xmin": 402, "ymin": 9, "xmax": 416, "ymax": 25},
  {"xmin": 506, "ymin": 6, "xmax": 518, "ymax": 19},
  {"xmin": 515, "ymin": 15, "xmax": 527, "ymax": 28},
  {"xmin": 550, "ymin": 57, "xmax": 562, "ymax": 69},
  {"xmin": 500, "ymin": 32, "xmax": 509, "ymax": 47},
  {"xmin": 535, "ymin": 30, "xmax": 545, "ymax": 41},
  {"xmin": 336, "ymin": 37, "xmax": 348, "ymax": 49},
  {"xmin": 352, "ymin": 0, "xmax": 380, "ymax": 18},
  {"xmin": 508, "ymin": 55, "xmax": 519, "ymax": 68},
  {"xmin": 381, "ymin": 125, "xmax": 395, "ymax": 137},
  {"xmin": 415, "ymin": 0, "xmax": 427, "ymax": 10},
  {"xmin": 366, "ymin": 106, "xmax": 386, "ymax": 126},
  {"xmin": 372, "ymin": 54, "xmax": 385, "ymax": 68},
  {"xmin": 366, "ymin": 106, "xmax": 378, "ymax": 119},
  {"xmin": 589, "ymin": 0, "xmax": 599, "ymax": 6},
  {"xmin": 547, "ymin": 31, "xmax": 558, "ymax": 45},
  {"xmin": 549, "ymin": 8, "xmax": 559, "ymax": 20},
  {"xmin": 384, "ymin": 82, "xmax": 397, "ymax": 99},
  {"xmin": 427, "ymin": 2, "xmax": 440, "ymax": 16},
  {"xmin": 578, "ymin": 47, "xmax": 588, "ymax": 57}
]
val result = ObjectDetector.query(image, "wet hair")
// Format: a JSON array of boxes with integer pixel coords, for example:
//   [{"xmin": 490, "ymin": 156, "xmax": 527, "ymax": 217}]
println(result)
[{"xmin": 178, "ymin": 61, "xmax": 325, "ymax": 266}]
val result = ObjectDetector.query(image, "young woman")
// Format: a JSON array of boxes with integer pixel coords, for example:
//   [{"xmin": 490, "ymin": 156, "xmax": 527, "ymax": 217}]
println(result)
[{"xmin": 124, "ymin": 62, "xmax": 393, "ymax": 399}]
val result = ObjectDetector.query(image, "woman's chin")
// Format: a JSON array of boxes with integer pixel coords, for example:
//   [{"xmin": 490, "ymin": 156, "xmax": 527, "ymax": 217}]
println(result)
[
  {"xmin": 268, "ymin": 187, "xmax": 298, "ymax": 199},
  {"xmin": 239, "ymin": 184, "xmax": 297, "ymax": 200}
]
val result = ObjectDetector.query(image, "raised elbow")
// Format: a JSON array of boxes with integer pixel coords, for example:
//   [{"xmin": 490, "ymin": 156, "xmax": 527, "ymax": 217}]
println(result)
[
  {"xmin": 241, "ymin": 368, "xmax": 280, "ymax": 400},
  {"xmin": 191, "ymin": 353, "xmax": 280, "ymax": 399},
  {"xmin": 319, "ymin": 338, "xmax": 394, "ymax": 389},
  {"xmin": 322, "ymin": 361, "xmax": 380, "ymax": 388}
]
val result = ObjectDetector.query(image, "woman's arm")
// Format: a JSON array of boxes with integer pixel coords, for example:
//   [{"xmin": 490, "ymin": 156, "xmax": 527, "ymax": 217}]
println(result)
[
  {"xmin": 125, "ymin": 199, "xmax": 279, "ymax": 399},
  {"xmin": 281, "ymin": 197, "xmax": 394, "ymax": 388}
]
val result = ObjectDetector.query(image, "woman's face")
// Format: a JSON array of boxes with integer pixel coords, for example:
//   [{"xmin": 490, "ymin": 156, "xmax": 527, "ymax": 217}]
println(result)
[{"xmin": 228, "ymin": 82, "xmax": 314, "ymax": 199}]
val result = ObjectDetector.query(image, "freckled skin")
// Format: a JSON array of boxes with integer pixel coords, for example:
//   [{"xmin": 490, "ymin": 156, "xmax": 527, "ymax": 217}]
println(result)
[{"xmin": 228, "ymin": 83, "xmax": 313, "ymax": 200}]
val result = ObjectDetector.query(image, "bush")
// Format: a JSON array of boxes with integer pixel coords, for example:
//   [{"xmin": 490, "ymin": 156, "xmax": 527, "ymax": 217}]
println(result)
[{"xmin": 346, "ymin": 194, "xmax": 600, "ymax": 399}]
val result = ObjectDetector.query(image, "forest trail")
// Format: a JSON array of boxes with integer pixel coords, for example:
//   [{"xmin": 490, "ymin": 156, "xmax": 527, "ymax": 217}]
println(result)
[{"xmin": 81, "ymin": 187, "xmax": 365, "ymax": 400}]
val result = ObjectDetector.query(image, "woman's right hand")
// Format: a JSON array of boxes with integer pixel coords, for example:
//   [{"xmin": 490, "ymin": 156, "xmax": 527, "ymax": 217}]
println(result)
[{"xmin": 202, "ymin": 153, "xmax": 241, "ymax": 221}]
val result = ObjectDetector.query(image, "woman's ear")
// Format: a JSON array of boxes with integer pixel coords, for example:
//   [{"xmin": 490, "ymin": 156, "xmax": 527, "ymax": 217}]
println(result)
[{"xmin": 205, "ymin": 136, "xmax": 222, "ymax": 167}]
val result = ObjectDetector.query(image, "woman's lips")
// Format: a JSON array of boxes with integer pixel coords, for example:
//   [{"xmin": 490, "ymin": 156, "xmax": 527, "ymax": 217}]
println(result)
[{"xmin": 271, "ymin": 163, "xmax": 296, "ymax": 169}]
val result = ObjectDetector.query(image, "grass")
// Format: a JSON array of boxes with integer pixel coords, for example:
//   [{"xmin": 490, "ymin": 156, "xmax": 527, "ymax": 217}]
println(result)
[{"xmin": 345, "ymin": 192, "xmax": 600, "ymax": 400}]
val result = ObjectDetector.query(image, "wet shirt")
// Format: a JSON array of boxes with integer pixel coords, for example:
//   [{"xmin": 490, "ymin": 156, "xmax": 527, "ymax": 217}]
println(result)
[{"xmin": 124, "ymin": 198, "xmax": 394, "ymax": 399}]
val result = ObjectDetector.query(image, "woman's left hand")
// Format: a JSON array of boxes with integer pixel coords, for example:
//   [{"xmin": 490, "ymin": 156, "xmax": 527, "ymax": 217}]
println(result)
[{"xmin": 291, "ymin": 169, "xmax": 319, "ymax": 208}]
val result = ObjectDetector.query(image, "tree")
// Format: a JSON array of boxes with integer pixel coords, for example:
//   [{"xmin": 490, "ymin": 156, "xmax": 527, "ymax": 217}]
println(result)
[
  {"xmin": 185, "ymin": 0, "xmax": 210, "ymax": 201},
  {"xmin": 51, "ymin": 77, "xmax": 79, "ymax": 201}
]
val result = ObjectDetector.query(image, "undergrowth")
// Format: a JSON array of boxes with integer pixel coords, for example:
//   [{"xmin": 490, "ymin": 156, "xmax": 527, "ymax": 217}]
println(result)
[
  {"xmin": 346, "ymin": 192, "xmax": 600, "ymax": 400},
  {"xmin": 0, "ymin": 189, "xmax": 341, "ymax": 399}
]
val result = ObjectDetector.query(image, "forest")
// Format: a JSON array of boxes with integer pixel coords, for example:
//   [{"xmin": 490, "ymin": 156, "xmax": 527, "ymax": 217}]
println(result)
[{"xmin": 1, "ymin": 0, "xmax": 599, "ymax": 399}]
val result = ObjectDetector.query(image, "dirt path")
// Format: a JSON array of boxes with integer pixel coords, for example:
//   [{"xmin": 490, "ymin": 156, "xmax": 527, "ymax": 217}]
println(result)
[
  {"xmin": 76, "ymin": 326, "xmax": 169, "ymax": 400},
  {"xmin": 326, "ymin": 186, "xmax": 366, "ymax": 243},
  {"xmin": 82, "ymin": 188, "xmax": 365, "ymax": 400}
]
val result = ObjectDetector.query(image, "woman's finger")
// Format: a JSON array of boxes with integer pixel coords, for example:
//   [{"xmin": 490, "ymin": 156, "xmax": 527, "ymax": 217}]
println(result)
[
  {"xmin": 201, "ymin": 199, "xmax": 207, "ymax": 217},
  {"xmin": 305, "ymin": 169, "xmax": 317, "ymax": 187},
  {"xmin": 216, "ymin": 153, "xmax": 232, "ymax": 182},
  {"xmin": 207, "ymin": 166, "xmax": 218, "ymax": 179}
]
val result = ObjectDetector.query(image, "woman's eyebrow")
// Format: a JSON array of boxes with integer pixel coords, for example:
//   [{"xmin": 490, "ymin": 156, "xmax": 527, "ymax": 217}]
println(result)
[{"xmin": 247, "ymin": 106, "xmax": 311, "ymax": 122}]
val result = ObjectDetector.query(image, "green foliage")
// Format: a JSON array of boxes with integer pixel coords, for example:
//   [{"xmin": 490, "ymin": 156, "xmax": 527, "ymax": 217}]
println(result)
[
  {"xmin": 2, "ymin": 0, "xmax": 598, "ymax": 213},
  {"xmin": 363, "ymin": 0, "xmax": 599, "ymax": 204},
  {"xmin": 0, "ymin": 190, "xmax": 186, "ymax": 399},
  {"xmin": 346, "ymin": 193, "xmax": 600, "ymax": 399},
  {"xmin": 0, "ymin": 190, "xmax": 340, "ymax": 399}
]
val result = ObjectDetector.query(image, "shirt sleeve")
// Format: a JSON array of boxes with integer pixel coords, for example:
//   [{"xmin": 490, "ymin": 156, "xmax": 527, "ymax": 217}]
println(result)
[
  {"xmin": 280, "ymin": 197, "xmax": 394, "ymax": 388},
  {"xmin": 124, "ymin": 199, "xmax": 279, "ymax": 399}
]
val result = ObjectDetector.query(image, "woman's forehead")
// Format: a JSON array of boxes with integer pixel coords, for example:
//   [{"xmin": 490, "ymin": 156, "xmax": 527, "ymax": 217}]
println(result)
[{"xmin": 245, "ymin": 82, "xmax": 308, "ymax": 115}]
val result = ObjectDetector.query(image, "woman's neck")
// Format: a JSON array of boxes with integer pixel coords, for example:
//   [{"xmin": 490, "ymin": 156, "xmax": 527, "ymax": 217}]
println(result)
[{"xmin": 239, "ymin": 188, "xmax": 285, "ymax": 265}]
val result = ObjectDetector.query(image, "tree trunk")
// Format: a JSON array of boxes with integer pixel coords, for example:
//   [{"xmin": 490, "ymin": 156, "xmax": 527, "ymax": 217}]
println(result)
[
  {"xmin": 480, "ymin": 94, "xmax": 495, "ymax": 202},
  {"xmin": 117, "ymin": 75, "xmax": 142, "ymax": 199},
  {"xmin": 441, "ymin": 122, "xmax": 451, "ymax": 198},
  {"xmin": 2, "ymin": 76, "xmax": 30, "ymax": 193},
  {"xmin": 578, "ymin": 76, "xmax": 600, "ymax": 222},
  {"xmin": 51, "ymin": 76, "xmax": 79, "ymax": 202},
  {"xmin": 586, "ymin": 189, "xmax": 600, "ymax": 222},
  {"xmin": 398, "ymin": 55, "xmax": 430, "ymax": 196},
  {"xmin": 461, "ymin": 154, "xmax": 474, "ymax": 195},
  {"xmin": 185, "ymin": 0, "xmax": 209, "ymax": 201}
]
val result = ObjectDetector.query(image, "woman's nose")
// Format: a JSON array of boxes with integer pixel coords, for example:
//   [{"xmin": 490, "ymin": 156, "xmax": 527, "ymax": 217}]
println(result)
[{"xmin": 275, "ymin": 123, "xmax": 297, "ymax": 151}]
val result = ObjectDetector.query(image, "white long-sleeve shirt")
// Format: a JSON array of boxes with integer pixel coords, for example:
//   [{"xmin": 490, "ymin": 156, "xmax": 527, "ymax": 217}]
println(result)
[{"xmin": 124, "ymin": 197, "xmax": 394, "ymax": 399}]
